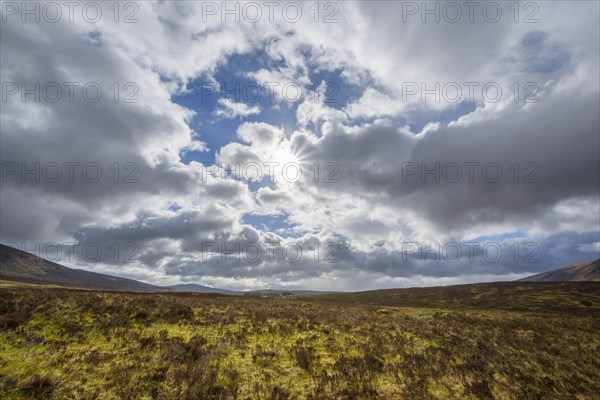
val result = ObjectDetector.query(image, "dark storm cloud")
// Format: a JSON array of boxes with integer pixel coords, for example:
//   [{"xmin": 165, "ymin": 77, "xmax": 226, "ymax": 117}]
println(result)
[{"xmin": 304, "ymin": 87, "xmax": 599, "ymax": 237}]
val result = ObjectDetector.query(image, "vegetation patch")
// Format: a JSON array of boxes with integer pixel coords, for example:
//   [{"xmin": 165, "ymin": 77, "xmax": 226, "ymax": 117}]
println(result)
[{"xmin": 0, "ymin": 284, "xmax": 598, "ymax": 399}]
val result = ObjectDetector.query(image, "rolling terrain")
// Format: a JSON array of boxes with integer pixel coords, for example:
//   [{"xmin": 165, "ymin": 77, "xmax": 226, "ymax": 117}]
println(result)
[
  {"xmin": 1, "ymin": 243, "xmax": 599, "ymax": 398},
  {"xmin": 0, "ymin": 244, "xmax": 234, "ymax": 294},
  {"xmin": 3, "ymin": 242, "xmax": 598, "ymax": 296},
  {"xmin": 0, "ymin": 282, "xmax": 599, "ymax": 399},
  {"xmin": 0, "ymin": 244, "xmax": 328, "ymax": 296},
  {"xmin": 314, "ymin": 281, "xmax": 600, "ymax": 313},
  {"xmin": 518, "ymin": 259, "xmax": 599, "ymax": 282},
  {"xmin": 165, "ymin": 284, "xmax": 238, "ymax": 295},
  {"xmin": 0, "ymin": 244, "xmax": 160, "ymax": 292}
]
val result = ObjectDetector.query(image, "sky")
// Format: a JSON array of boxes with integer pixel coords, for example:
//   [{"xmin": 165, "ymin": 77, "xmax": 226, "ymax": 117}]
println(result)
[{"xmin": 1, "ymin": 1, "xmax": 599, "ymax": 290}]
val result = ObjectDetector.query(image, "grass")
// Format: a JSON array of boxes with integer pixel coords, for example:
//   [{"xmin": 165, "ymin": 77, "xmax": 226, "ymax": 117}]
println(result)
[
  {"xmin": 0, "ymin": 280, "xmax": 66, "ymax": 289},
  {"xmin": 0, "ymin": 283, "xmax": 599, "ymax": 399}
]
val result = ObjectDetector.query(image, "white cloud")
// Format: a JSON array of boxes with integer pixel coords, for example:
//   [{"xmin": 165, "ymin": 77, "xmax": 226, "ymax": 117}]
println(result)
[
  {"xmin": 214, "ymin": 98, "xmax": 261, "ymax": 119},
  {"xmin": 1, "ymin": 1, "xmax": 598, "ymax": 290}
]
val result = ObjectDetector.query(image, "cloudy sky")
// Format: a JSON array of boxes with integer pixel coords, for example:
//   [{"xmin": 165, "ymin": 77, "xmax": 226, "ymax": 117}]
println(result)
[{"xmin": 1, "ymin": 1, "xmax": 599, "ymax": 290}]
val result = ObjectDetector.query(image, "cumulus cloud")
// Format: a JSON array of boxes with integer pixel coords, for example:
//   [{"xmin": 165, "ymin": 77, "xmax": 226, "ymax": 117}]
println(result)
[
  {"xmin": 1, "ymin": 1, "xmax": 598, "ymax": 290},
  {"xmin": 214, "ymin": 98, "xmax": 261, "ymax": 119}
]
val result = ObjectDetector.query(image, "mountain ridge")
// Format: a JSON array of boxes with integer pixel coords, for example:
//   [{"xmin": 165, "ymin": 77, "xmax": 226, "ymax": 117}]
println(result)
[
  {"xmin": 2, "ymin": 243, "xmax": 599, "ymax": 293},
  {"xmin": 165, "ymin": 283, "xmax": 238, "ymax": 295},
  {"xmin": 518, "ymin": 259, "xmax": 599, "ymax": 282},
  {"xmin": 0, "ymin": 243, "xmax": 163, "ymax": 291}
]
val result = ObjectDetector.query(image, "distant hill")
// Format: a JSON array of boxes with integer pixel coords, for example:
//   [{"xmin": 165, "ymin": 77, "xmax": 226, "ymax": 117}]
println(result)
[
  {"xmin": 165, "ymin": 283, "xmax": 238, "ymax": 295},
  {"xmin": 0, "ymin": 244, "xmax": 342, "ymax": 295},
  {"xmin": 0, "ymin": 243, "xmax": 243, "ymax": 294},
  {"xmin": 518, "ymin": 259, "xmax": 599, "ymax": 282},
  {"xmin": 4, "ymin": 242, "xmax": 598, "ymax": 297},
  {"xmin": 314, "ymin": 281, "xmax": 600, "ymax": 313},
  {"xmin": 0, "ymin": 243, "xmax": 163, "ymax": 291},
  {"xmin": 242, "ymin": 289, "xmax": 339, "ymax": 298}
]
